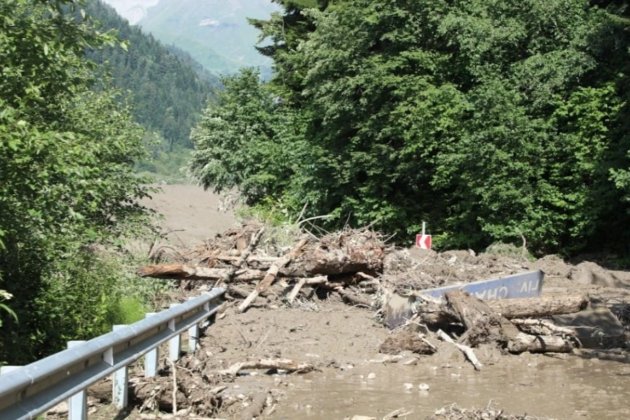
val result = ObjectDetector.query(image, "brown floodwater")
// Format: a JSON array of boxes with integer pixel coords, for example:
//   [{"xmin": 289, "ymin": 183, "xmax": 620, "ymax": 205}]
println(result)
[{"xmin": 269, "ymin": 353, "xmax": 630, "ymax": 419}]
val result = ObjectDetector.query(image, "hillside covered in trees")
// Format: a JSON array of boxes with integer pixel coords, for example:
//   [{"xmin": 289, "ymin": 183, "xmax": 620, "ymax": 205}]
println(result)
[
  {"xmin": 191, "ymin": 0, "xmax": 630, "ymax": 256},
  {"xmin": 86, "ymin": 0, "xmax": 218, "ymax": 149}
]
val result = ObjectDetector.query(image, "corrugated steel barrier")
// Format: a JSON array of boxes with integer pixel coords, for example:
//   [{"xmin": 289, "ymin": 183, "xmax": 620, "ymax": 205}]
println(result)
[{"xmin": 0, "ymin": 288, "xmax": 225, "ymax": 419}]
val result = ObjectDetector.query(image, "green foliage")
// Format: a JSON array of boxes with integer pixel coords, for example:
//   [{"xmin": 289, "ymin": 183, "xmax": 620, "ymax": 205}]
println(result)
[
  {"xmin": 110, "ymin": 296, "xmax": 147, "ymax": 325},
  {"xmin": 0, "ymin": 0, "xmax": 155, "ymax": 363},
  {"xmin": 190, "ymin": 68, "xmax": 308, "ymax": 203}
]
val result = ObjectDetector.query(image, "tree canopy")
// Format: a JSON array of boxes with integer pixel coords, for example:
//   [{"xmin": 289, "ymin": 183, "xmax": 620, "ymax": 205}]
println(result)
[{"xmin": 192, "ymin": 0, "xmax": 630, "ymax": 255}]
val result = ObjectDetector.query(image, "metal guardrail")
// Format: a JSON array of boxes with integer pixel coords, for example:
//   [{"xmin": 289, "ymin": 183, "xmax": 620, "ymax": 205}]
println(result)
[{"xmin": 0, "ymin": 287, "xmax": 225, "ymax": 420}]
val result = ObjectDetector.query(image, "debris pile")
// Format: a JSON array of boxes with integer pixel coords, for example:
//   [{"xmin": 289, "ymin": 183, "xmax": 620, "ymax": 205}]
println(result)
[
  {"xmin": 137, "ymin": 224, "xmax": 624, "ymax": 372},
  {"xmin": 122, "ymin": 224, "xmax": 630, "ymax": 418},
  {"xmin": 428, "ymin": 403, "xmax": 548, "ymax": 420}
]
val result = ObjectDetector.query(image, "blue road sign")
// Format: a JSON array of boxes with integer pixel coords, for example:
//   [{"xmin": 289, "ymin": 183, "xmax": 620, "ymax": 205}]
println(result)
[{"xmin": 422, "ymin": 270, "xmax": 544, "ymax": 300}]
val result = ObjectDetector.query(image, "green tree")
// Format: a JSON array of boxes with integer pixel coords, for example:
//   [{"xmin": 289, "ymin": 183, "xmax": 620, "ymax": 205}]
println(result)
[
  {"xmin": 190, "ymin": 69, "xmax": 307, "ymax": 203},
  {"xmin": 0, "ymin": 0, "xmax": 151, "ymax": 362}
]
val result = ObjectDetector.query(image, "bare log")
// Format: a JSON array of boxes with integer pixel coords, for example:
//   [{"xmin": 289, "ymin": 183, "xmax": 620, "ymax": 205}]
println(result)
[
  {"xmin": 487, "ymin": 294, "xmax": 588, "ymax": 318},
  {"xmin": 412, "ymin": 294, "xmax": 588, "ymax": 329},
  {"xmin": 436, "ymin": 329, "xmax": 483, "ymax": 371},
  {"xmin": 137, "ymin": 264, "xmax": 266, "ymax": 281},
  {"xmin": 238, "ymin": 238, "xmax": 309, "ymax": 312},
  {"xmin": 219, "ymin": 358, "xmax": 315, "ymax": 376},
  {"xmin": 510, "ymin": 318, "xmax": 577, "ymax": 337},
  {"xmin": 506, "ymin": 332, "xmax": 576, "ymax": 353},
  {"xmin": 238, "ymin": 390, "xmax": 269, "ymax": 420}
]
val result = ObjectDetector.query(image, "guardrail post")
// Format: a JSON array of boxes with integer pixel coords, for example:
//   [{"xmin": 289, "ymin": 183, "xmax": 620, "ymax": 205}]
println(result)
[
  {"xmin": 201, "ymin": 295, "xmax": 216, "ymax": 328},
  {"xmin": 187, "ymin": 298, "xmax": 200, "ymax": 352},
  {"xmin": 67, "ymin": 340, "xmax": 87, "ymax": 420},
  {"xmin": 144, "ymin": 313, "xmax": 159, "ymax": 377},
  {"xmin": 112, "ymin": 325, "xmax": 129, "ymax": 409},
  {"xmin": 168, "ymin": 303, "xmax": 181, "ymax": 361}
]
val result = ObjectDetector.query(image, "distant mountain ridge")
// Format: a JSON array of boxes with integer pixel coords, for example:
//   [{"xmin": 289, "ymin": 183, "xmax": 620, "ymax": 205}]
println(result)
[{"xmin": 102, "ymin": 0, "xmax": 280, "ymax": 75}]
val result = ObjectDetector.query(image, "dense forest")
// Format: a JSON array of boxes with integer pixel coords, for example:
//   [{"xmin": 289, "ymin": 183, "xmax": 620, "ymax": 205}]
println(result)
[
  {"xmin": 192, "ymin": 0, "xmax": 630, "ymax": 256},
  {"xmin": 86, "ymin": 0, "xmax": 218, "ymax": 149}
]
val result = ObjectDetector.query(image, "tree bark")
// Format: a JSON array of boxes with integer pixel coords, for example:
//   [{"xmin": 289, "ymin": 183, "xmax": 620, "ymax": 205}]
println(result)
[
  {"xmin": 219, "ymin": 358, "xmax": 314, "ymax": 376},
  {"xmin": 506, "ymin": 332, "xmax": 576, "ymax": 353},
  {"xmin": 137, "ymin": 264, "xmax": 266, "ymax": 281},
  {"xmin": 415, "ymin": 294, "xmax": 588, "ymax": 327}
]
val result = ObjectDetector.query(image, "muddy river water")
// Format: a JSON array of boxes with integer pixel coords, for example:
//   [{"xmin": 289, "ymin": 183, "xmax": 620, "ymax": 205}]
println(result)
[{"xmin": 269, "ymin": 354, "xmax": 630, "ymax": 419}]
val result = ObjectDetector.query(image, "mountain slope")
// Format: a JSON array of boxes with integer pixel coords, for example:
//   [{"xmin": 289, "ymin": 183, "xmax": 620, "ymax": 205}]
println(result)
[
  {"xmin": 104, "ymin": 0, "xmax": 280, "ymax": 75},
  {"xmin": 86, "ymin": 0, "xmax": 218, "ymax": 148}
]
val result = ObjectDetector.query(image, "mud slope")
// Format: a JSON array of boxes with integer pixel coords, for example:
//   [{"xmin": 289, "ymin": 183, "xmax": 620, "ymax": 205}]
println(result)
[{"xmin": 140, "ymin": 184, "xmax": 237, "ymax": 244}]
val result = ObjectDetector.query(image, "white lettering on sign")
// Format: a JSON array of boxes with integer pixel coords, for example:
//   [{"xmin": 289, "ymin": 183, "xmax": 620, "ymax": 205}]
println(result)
[
  {"xmin": 475, "ymin": 286, "xmax": 509, "ymax": 300},
  {"xmin": 519, "ymin": 280, "xmax": 539, "ymax": 293}
]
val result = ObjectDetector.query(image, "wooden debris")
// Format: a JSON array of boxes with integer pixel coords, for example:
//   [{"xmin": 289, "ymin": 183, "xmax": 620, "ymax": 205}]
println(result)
[
  {"xmin": 506, "ymin": 332, "xmax": 576, "ymax": 353},
  {"xmin": 219, "ymin": 227, "xmax": 265, "ymax": 285},
  {"xmin": 445, "ymin": 290, "xmax": 520, "ymax": 346},
  {"xmin": 287, "ymin": 276, "xmax": 328, "ymax": 304},
  {"xmin": 437, "ymin": 329, "xmax": 483, "ymax": 371},
  {"xmin": 510, "ymin": 318, "xmax": 577, "ymax": 337},
  {"xmin": 238, "ymin": 238, "xmax": 308, "ymax": 312},
  {"xmin": 283, "ymin": 230, "xmax": 385, "ymax": 277},
  {"xmin": 238, "ymin": 390, "xmax": 269, "ymax": 420},
  {"xmin": 486, "ymin": 294, "xmax": 588, "ymax": 319},
  {"xmin": 137, "ymin": 264, "xmax": 266, "ymax": 281},
  {"xmin": 219, "ymin": 358, "xmax": 315, "ymax": 376}
]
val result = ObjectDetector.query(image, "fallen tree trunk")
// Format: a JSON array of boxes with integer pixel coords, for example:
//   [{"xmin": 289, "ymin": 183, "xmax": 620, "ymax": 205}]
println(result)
[
  {"xmin": 238, "ymin": 238, "xmax": 309, "ymax": 312},
  {"xmin": 413, "ymin": 294, "xmax": 589, "ymax": 327},
  {"xmin": 506, "ymin": 332, "xmax": 576, "ymax": 353},
  {"xmin": 487, "ymin": 294, "xmax": 588, "ymax": 319},
  {"xmin": 137, "ymin": 264, "xmax": 266, "ymax": 281},
  {"xmin": 219, "ymin": 358, "xmax": 315, "ymax": 376}
]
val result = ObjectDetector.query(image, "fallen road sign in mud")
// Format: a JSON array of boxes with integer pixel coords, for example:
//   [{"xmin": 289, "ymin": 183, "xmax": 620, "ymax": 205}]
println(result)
[{"xmin": 422, "ymin": 270, "xmax": 544, "ymax": 300}]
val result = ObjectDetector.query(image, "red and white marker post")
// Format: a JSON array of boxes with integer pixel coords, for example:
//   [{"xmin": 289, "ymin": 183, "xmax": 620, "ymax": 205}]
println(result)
[{"xmin": 415, "ymin": 221, "xmax": 432, "ymax": 250}]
